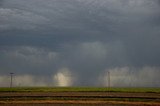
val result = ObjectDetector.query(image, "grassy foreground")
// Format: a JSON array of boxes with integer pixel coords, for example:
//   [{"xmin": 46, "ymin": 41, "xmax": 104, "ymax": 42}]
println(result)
[{"xmin": 0, "ymin": 87, "xmax": 160, "ymax": 93}]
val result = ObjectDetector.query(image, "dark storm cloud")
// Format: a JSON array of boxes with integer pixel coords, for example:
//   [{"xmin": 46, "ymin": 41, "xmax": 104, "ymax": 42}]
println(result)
[
  {"xmin": 0, "ymin": 0, "xmax": 3, "ymax": 6},
  {"xmin": 0, "ymin": 0, "xmax": 160, "ymax": 87}
]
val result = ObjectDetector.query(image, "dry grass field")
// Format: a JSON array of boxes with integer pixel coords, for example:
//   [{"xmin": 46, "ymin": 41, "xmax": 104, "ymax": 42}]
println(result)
[{"xmin": 0, "ymin": 87, "xmax": 160, "ymax": 106}]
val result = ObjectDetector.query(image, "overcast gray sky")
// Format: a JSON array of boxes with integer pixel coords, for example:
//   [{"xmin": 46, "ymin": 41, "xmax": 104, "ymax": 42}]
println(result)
[{"xmin": 0, "ymin": 0, "xmax": 160, "ymax": 87}]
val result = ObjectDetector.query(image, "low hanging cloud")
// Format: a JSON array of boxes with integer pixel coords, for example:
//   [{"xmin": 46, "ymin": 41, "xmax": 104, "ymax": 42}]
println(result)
[
  {"xmin": 53, "ymin": 67, "xmax": 75, "ymax": 87},
  {"xmin": 0, "ymin": 68, "xmax": 75, "ymax": 87},
  {"xmin": 0, "ymin": 66, "xmax": 159, "ymax": 87},
  {"xmin": 0, "ymin": 75, "xmax": 48, "ymax": 87},
  {"xmin": 0, "ymin": 75, "xmax": 9, "ymax": 87},
  {"xmin": 14, "ymin": 75, "xmax": 48, "ymax": 87},
  {"xmin": 99, "ymin": 66, "xmax": 160, "ymax": 87}
]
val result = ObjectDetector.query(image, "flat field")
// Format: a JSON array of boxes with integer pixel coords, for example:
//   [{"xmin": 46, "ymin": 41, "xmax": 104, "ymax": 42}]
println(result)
[{"xmin": 0, "ymin": 87, "xmax": 160, "ymax": 106}]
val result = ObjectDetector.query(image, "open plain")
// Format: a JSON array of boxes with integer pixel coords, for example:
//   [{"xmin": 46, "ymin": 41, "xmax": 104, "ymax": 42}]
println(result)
[{"xmin": 0, "ymin": 87, "xmax": 160, "ymax": 106}]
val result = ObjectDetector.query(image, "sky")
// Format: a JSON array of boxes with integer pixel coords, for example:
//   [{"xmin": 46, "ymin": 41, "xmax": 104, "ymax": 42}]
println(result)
[{"xmin": 0, "ymin": 0, "xmax": 160, "ymax": 87}]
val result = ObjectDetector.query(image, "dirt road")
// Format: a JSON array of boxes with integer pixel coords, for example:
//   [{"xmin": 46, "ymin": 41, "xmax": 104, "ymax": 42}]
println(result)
[{"xmin": 0, "ymin": 92, "xmax": 160, "ymax": 106}]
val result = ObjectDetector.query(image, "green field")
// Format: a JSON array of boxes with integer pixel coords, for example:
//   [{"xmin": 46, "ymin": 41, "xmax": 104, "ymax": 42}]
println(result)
[{"xmin": 0, "ymin": 87, "xmax": 160, "ymax": 93}]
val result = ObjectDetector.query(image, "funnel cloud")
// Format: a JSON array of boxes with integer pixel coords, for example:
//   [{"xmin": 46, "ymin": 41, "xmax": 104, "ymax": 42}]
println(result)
[{"xmin": 0, "ymin": 0, "xmax": 160, "ymax": 87}]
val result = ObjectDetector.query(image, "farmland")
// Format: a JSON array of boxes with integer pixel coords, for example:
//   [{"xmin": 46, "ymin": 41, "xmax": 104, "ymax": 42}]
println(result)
[{"xmin": 0, "ymin": 87, "xmax": 160, "ymax": 106}]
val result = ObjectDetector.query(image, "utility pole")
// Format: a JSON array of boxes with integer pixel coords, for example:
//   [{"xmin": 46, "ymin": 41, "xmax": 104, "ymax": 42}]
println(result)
[
  {"xmin": 107, "ymin": 71, "xmax": 110, "ymax": 88},
  {"xmin": 10, "ymin": 73, "xmax": 14, "ymax": 88}
]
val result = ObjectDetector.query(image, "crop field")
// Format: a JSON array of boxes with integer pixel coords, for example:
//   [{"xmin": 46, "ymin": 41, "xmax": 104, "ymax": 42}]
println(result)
[
  {"xmin": 0, "ymin": 87, "xmax": 160, "ymax": 106},
  {"xmin": 0, "ymin": 87, "xmax": 160, "ymax": 92}
]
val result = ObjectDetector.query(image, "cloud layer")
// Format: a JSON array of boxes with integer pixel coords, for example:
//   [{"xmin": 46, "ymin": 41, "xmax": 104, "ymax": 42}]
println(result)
[{"xmin": 0, "ymin": 0, "xmax": 160, "ymax": 87}]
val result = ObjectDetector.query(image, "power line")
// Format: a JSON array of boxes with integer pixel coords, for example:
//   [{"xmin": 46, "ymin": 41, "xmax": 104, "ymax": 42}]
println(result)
[
  {"xmin": 10, "ymin": 73, "xmax": 14, "ymax": 88},
  {"xmin": 107, "ymin": 71, "xmax": 110, "ymax": 88}
]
